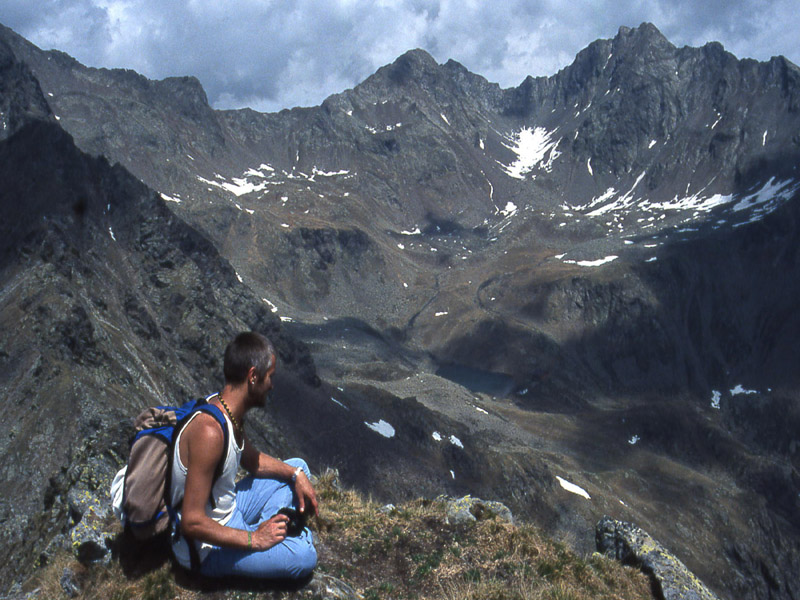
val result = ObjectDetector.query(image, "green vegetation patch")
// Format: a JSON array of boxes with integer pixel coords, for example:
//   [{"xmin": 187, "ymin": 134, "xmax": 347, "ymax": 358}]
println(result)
[{"xmin": 23, "ymin": 469, "xmax": 651, "ymax": 599}]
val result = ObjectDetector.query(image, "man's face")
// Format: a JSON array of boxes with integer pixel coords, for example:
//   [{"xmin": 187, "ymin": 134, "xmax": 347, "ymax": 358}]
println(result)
[{"xmin": 250, "ymin": 359, "xmax": 276, "ymax": 407}]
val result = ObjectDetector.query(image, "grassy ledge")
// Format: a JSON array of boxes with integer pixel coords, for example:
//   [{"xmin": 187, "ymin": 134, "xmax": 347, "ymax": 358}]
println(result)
[{"xmin": 24, "ymin": 470, "xmax": 652, "ymax": 599}]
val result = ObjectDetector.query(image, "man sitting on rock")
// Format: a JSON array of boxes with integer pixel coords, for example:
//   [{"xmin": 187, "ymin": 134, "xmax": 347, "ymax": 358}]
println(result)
[{"xmin": 170, "ymin": 331, "xmax": 318, "ymax": 579}]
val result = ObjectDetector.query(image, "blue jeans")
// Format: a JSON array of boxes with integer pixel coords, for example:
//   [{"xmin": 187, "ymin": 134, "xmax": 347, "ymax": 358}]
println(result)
[{"xmin": 199, "ymin": 458, "xmax": 317, "ymax": 579}]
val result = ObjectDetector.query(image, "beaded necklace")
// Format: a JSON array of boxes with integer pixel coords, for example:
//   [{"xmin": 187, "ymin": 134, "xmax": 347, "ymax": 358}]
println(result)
[{"xmin": 217, "ymin": 393, "xmax": 242, "ymax": 434}]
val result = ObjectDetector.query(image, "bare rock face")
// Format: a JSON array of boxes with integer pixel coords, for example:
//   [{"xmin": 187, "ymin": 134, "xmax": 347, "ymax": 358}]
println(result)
[
  {"xmin": 597, "ymin": 516, "xmax": 719, "ymax": 600},
  {"xmin": 0, "ymin": 36, "xmax": 52, "ymax": 140}
]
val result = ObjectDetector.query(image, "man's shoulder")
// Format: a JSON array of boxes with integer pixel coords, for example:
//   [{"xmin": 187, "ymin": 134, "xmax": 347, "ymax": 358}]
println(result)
[{"xmin": 183, "ymin": 410, "xmax": 226, "ymax": 446}]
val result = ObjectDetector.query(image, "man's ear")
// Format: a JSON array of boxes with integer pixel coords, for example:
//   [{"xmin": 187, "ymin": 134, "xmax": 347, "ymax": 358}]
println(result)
[{"xmin": 247, "ymin": 366, "xmax": 258, "ymax": 385}]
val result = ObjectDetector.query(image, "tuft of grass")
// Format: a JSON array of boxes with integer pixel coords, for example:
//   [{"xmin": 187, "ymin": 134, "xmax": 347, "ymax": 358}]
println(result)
[
  {"xmin": 311, "ymin": 469, "xmax": 651, "ymax": 600},
  {"xmin": 24, "ymin": 468, "xmax": 652, "ymax": 599}
]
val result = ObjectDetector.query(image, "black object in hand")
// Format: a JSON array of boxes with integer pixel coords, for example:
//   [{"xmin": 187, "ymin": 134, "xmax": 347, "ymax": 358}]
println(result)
[{"xmin": 277, "ymin": 507, "xmax": 306, "ymax": 536}]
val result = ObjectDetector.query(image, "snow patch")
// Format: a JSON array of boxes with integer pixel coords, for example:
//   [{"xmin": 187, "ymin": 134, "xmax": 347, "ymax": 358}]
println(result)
[
  {"xmin": 160, "ymin": 192, "xmax": 182, "ymax": 203},
  {"xmin": 499, "ymin": 127, "xmax": 561, "ymax": 179},
  {"xmin": 311, "ymin": 166, "xmax": 350, "ymax": 177},
  {"xmin": 732, "ymin": 178, "xmax": 798, "ymax": 215},
  {"xmin": 449, "ymin": 435, "xmax": 464, "ymax": 449},
  {"xmin": 711, "ymin": 390, "xmax": 721, "ymax": 409},
  {"xmin": 586, "ymin": 172, "xmax": 645, "ymax": 216},
  {"xmin": 365, "ymin": 420, "xmax": 395, "ymax": 438},
  {"xmin": 563, "ymin": 255, "xmax": 618, "ymax": 267},
  {"xmin": 400, "ymin": 227, "xmax": 421, "ymax": 235},
  {"xmin": 434, "ymin": 311, "xmax": 449, "ymax": 317},
  {"xmin": 648, "ymin": 139, "xmax": 657, "ymax": 149},
  {"xmin": 197, "ymin": 174, "xmax": 267, "ymax": 197},
  {"xmin": 569, "ymin": 176, "xmax": 799, "ymax": 226},
  {"xmin": 330, "ymin": 397, "xmax": 349, "ymax": 410},
  {"xmin": 587, "ymin": 158, "xmax": 593, "ymax": 176},
  {"xmin": 571, "ymin": 187, "xmax": 617, "ymax": 213},
  {"xmin": 108, "ymin": 227, "xmax": 116, "ymax": 241},
  {"xmin": 497, "ymin": 202, "xmax": 517, "ymax": 218},
  {"xmin": 628, "ymin": 435, "xmax": 640, "ymax": 445},
  {"xmin": 440, "ymin": 113, "xmax": 450, "ymax": 125},
  {"xmin": 432, "ymin": 431, "xmax": 443, "ymax": 442},
  {"xmin": 262, "ymin": 298, "xmax": 279, "ymax": 313},
  {"xmin": 730, "ymin": 384, "xmax": 758, "ymax": 396},
  {"xmin": 556, "ymin": 476, "xmax": 591, "ymax": 500}
]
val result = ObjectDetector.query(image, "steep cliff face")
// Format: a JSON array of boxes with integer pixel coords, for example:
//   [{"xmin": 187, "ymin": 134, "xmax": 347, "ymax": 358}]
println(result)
[
  {"xmin": 1, "ymin": 21, "xmax": 799, "ymax": 600},
  {"xmin": 0, "ymin": 119, "xmax": 303, "ymax": 584},
  {"xmin": 0, "ymin": 37, "xmax": 52, "ymax": 139}
]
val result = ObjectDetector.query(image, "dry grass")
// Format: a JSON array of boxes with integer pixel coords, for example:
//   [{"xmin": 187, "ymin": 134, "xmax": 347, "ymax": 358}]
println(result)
[
  {"xmin": 23, "ymin": 469, "xmax": 652, "ymax": 599},
  {"xmin": 308, "ymin": 469, "xmax": 651, "ymax": 600}
]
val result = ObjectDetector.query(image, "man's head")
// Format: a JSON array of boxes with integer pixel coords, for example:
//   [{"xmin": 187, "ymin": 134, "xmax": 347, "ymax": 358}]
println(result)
[{"xmin": 223, "ymin": 331, "xmax": 276, "ymax": 387}]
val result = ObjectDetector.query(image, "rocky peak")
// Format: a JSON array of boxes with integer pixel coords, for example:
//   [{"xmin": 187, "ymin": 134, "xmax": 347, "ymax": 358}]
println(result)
[
  {"xmin": 0, "ymin": 37, "xmax": 52, "ymax": 140},
  {"xmin": 352, "ymin": 47, "xmax": 471, "ymax": 109},
  {"xmin": 614, "ymin": 21, "xmax": 673, "ymax": 50},
  {"xmin": 384, "ymin": 48, "xmax": 441, "ymax": 86},
  {"xmin": 153, "ymin": 75, "xmax": 212, "ymax": 119}
]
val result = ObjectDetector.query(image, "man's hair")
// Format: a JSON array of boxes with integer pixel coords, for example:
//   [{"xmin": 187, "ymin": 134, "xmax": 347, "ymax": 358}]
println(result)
[{"xmin": 223, "ymin": 332, "xmax": 276, "ymax": 384}]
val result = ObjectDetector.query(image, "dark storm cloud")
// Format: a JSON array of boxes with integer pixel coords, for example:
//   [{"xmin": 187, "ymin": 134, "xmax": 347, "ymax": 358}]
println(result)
[{"xmin": 0, "ymin": 0, "xmax": 796, "ymax": 113}]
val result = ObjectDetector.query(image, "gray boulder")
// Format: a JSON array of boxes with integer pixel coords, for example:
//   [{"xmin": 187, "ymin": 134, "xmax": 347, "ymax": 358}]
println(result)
[
  {"xmin": 67, "ymin": 488, "xmax": 115, "ymax": 565},
  {"xmin": 445, "ymin": 495, "xmax": 514, "ymax": 526},
  {"xmin": 296, "ymin": 573, "xmax": 361, "ymax": 600},
  {"xmin": 59, "ymin": 568, "xmax": 80, "ymax": 598},
  {"xmin": 596, "ymin": 516, "xmax": 719, "ymax": 600}
]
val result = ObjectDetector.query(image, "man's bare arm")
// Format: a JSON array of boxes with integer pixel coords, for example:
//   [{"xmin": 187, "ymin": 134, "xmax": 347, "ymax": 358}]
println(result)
[
  {"xmin": 241, "ymin": 438, "xmax": 318, "ymax": 516},
  {"xmin": 179, "ymin": 414, "xmax": 288, "ymax": 550}
]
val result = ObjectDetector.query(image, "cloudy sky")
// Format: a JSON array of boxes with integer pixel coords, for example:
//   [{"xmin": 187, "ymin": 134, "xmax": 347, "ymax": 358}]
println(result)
[{"xmin": 1, "ymin": 0, "xmax": 797, "ymax": 113}]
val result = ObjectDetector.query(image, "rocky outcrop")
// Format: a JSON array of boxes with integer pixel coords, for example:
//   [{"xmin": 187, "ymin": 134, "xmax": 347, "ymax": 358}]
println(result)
[
  {"xmin": 444, "ymin": 495, "xmax": 514, "ymax": 526},
  {"xmin": 597, "ymin": 516, "xmax": 720, "ymax": 600},
  {"xmin": 0, "ymin": 36, "xmax": 52, "ymax": 141}
]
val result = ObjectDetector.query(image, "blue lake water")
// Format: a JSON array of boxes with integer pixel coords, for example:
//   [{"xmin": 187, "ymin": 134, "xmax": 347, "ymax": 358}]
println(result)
[{"xmin": 436, "ymin": 364, "xmax": 516, "ymax": 397}]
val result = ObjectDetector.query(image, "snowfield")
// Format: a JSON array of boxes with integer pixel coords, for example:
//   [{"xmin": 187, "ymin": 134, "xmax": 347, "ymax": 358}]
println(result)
[{"xmin": 499, "ymin": 127, "xmax": 561, "ymax": 179}]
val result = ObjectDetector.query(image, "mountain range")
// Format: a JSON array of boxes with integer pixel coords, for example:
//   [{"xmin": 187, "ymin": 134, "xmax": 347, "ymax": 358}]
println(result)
[{"xmin": 1, "ymin": 21, "xmax": 799, "ymax": 599}]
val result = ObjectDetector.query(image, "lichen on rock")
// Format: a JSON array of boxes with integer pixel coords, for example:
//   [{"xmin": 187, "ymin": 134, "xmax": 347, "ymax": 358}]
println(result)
[
  {"xmin": 596, "ymin": 515, "xmax": 719, "ymax": 600},
  {"xmin": 444, "ymin": 495, "xmax": 514, "ymax": 526}
]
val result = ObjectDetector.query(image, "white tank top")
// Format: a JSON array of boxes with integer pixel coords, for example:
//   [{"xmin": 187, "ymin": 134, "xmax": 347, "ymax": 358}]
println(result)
[{"xmin": 170, "ymin": 395, "xmax": 243, "ymax": 568}]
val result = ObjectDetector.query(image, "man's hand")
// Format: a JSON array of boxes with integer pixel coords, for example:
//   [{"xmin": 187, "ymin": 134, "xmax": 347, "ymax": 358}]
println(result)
[
  {"xmin": 251, "ymin": 513, "xmax": 289, "ymax": 551},
  {"xmin": 294, "ymin": 470, "xmax": 318, "ymax": 516}
]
